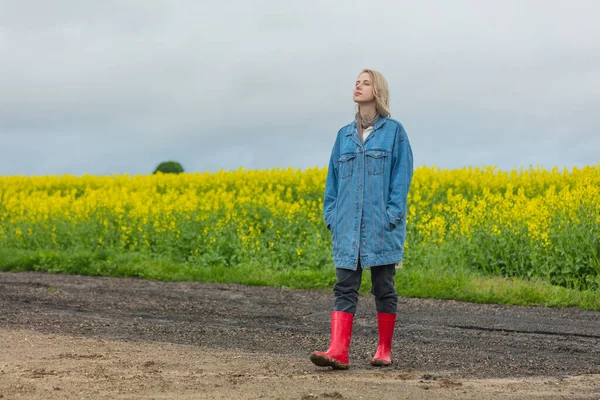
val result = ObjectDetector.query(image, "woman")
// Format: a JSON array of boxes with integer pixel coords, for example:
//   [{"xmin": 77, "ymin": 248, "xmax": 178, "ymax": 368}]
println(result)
[{"xmin": 310, "ymin": 69, "xmax": 413, "ymax": 369}]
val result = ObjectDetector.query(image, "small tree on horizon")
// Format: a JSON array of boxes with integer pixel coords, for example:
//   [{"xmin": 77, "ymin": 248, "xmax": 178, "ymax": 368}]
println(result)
[{"xmin": 153, "ymin": 161, "xmax": 184, "ymax": 174}]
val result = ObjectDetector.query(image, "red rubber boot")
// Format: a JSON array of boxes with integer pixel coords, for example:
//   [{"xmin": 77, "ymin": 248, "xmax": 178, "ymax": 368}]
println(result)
[
  {"xmin": 310, "ymin": 311, "xmax": 354, "ymax": 369},
  {"xmin": 371, "ymin": 312, "xmax": 396, "ymax": 366}
]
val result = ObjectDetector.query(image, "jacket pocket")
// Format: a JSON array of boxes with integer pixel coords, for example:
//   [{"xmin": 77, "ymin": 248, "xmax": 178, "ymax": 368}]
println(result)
[
  {"xmin": 338, "ymin": 153, "xmax": 356, "ymax": 179},
  {"xmin": 366, "ymin": 150, "xmax": 387, "ymax": 176}
]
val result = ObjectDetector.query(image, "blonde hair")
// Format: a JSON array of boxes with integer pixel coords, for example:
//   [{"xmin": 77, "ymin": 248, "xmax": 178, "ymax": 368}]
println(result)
[{"xmin": 356, "ymin": 69, "xmax": 391, "ymax": 117}]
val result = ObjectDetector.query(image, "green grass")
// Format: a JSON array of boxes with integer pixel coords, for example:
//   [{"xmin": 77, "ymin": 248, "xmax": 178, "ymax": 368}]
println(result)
[
  {"xmin": 396, "ymin": 261, "xmax": 600, "ymax": 310},
  {"xmin": 1, "ymin": 247, "xmax": 598, "ymax": 311}
]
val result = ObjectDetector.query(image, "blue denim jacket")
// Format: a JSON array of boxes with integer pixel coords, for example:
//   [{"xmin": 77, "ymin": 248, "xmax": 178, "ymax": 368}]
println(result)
[{"xmin": 323, "ymin": 117, "xmax": 413, "ymax": 270}]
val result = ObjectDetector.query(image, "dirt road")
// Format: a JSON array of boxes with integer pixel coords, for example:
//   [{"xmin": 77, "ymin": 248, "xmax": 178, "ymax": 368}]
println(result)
[{"xmin": 1, "ymin": 271, "xmax": 599, "ymax": 399}]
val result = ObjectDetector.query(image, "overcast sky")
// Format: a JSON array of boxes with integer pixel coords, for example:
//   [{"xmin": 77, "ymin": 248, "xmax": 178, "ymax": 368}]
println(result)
[{"xmin": 1, "ymin": 0, "xmax": 599, "ymax": 176}]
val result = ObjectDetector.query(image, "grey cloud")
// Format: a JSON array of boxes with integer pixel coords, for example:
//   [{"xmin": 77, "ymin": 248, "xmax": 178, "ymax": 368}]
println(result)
[{"xmin": 1, "ymin": 0, "xmax": 599, "ymax": 175}]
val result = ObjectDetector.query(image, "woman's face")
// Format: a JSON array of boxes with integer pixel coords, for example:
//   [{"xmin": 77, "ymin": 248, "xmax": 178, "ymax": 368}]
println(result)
[{"xmin": 353, "ymin": 72, "xmax": 375, "ymax": 103}]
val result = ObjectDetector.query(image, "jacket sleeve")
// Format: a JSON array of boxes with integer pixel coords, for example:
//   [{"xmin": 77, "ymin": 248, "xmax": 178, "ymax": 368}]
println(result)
[
  {"xmin": 386, "ymin": 123, "xmax": 413, "ymax": 227},
  {"xmin": 323, "ymin": 133, "xmax": 340, "ymax": 231}
]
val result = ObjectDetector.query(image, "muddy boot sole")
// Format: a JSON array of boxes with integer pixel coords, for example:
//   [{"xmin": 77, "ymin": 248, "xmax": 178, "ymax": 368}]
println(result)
[
  {"xmin": 370, "ymin": 359, "xmax": 392, "ymax": 367},
  {"xmin": 310, "ymin": 353, "xmax": 349, "ymax": 370}
]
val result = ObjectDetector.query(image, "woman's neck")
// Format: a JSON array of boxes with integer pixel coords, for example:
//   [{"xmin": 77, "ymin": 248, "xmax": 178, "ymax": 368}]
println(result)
[{"xmin": 359, "ymin": 103, "xmax": 377, "ymax": 121}]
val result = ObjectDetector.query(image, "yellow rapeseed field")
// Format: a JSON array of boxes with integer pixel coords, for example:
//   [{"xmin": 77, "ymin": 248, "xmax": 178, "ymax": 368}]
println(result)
[{"xmin": 1, "ymin": 165, "xmax": 599, "ymax": 290}]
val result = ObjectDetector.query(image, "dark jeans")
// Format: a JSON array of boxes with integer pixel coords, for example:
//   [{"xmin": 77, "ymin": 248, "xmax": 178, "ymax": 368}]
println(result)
[{"xmin": 333, "ymin": 258, "xmax": 398, "ymax": 315}]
